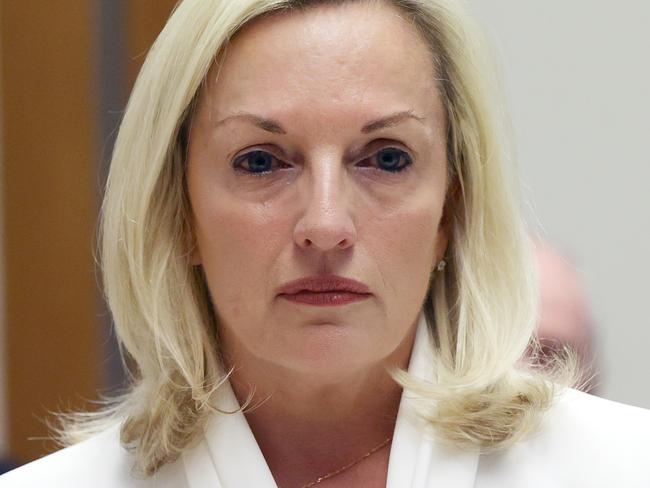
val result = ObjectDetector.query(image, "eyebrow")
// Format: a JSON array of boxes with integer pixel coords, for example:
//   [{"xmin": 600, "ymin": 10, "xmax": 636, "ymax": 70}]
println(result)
[{"xmin": 213, "ymin": 109, "xmax": 426, "ymax": 134}]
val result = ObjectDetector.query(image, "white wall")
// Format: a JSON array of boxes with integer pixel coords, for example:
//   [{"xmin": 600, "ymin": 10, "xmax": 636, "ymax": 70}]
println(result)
[{"xmin": 468, "ymin": 0, "xmax": 650, "ymax": 407}]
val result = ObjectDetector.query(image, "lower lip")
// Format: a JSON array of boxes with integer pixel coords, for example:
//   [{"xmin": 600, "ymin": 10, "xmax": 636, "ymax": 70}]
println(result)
[{"xmin": 280, "ymin": 291, "xmax": 371, "ymax": 306}]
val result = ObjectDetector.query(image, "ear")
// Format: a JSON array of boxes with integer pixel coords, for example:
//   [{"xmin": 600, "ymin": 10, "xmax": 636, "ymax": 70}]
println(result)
[
  {"xmin": 434, "ymin": 189, "xmax": 454, "ymax": 263},
  {"xmin": 434, "ymin": 173, "xmax": 460, "ymax": 262},
  {"xmin": 434, "ymin": 213, "xmax": 450, "ymax": 263},
  {"xmin": 190, "ymin": 243, "xmax": 202, "ymax": 266},
  {"xmin": 187, "ymin": 227, "xmax": 202, "ymax": 266}
]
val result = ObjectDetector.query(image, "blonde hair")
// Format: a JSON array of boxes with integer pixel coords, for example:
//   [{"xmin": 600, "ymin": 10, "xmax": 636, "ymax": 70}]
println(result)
[{"xmin": 58, "ymin": 0, "xmax": 578, "ymax": 475}]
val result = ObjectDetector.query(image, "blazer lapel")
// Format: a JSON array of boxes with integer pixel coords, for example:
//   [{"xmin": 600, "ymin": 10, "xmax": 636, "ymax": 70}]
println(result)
[
  {"xmin": 182, "ymin": 380, "xmax": 278, "ymax": 488},
  {"xmin": 182, "ymin": 439, "xmax": 225, "ymax": 488},
  {"xmin": 386, "ymin": 312, "xmax": 479, "ymax": 488}
]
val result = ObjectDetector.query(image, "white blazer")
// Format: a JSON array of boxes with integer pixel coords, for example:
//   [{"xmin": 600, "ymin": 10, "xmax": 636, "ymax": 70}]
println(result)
[{"xmin": 2, "ymin": 312, "xmax": 649, "ymax": 487}]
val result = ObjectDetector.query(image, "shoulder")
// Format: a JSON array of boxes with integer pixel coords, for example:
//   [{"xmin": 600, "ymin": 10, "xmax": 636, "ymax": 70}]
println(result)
[
  {"xmin": 0, "ymin": 424, "xmax": 187, "ymax": 488},
  {"xmin": 545, "ymin": 387, "xmax": 650, "ymax": 436},
  {"xmin": 476, "ymin": 388, "xmax": 650, "ymax": 487}
]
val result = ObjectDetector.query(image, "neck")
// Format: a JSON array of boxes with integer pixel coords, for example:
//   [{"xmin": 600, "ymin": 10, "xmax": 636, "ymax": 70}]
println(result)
[{"xmin": 224, "ymin": 325, "xmax": 417, "ymax": 487}]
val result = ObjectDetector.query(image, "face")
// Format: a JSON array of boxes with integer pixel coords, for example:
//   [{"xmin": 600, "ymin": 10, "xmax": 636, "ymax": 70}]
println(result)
[{"xmin": 187, "ymin": 1, "xmax": 448, "ymax": 379}]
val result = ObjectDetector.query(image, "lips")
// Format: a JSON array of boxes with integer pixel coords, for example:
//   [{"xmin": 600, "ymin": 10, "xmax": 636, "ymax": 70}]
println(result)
[{"xmin": 277, "ymin": 275, "xmax": 371, "ymax": 296}]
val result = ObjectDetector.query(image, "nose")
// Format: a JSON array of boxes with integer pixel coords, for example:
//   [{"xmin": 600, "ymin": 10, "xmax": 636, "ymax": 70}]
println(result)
[{"xmin": 293, "ymin": 158, "xmax": 357, "ymax": 252}]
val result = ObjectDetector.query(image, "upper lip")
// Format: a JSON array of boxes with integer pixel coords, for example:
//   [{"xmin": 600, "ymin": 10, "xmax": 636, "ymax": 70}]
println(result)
[{"xmin": 277, "ymin": 275, "xmax": 371, "ymax": 295}]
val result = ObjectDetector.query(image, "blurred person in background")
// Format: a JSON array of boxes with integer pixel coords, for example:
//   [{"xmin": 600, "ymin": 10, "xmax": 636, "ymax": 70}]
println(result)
[{"xmin": 531, "ymin": 238, "xmax": 599, "ymax": 393}]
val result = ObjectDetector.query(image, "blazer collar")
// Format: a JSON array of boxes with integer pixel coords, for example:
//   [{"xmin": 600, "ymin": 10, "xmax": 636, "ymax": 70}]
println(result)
[
  {"xmin": 183, "ymin": 372, "xmax": 276, "ymax": 488},
  {"xmin": 385, "ymin": 311, "xmax": 479, "ymax": 488},
  {"xmin": 182, "ymin": 311, "xmax": 479, "ymax": 487}
]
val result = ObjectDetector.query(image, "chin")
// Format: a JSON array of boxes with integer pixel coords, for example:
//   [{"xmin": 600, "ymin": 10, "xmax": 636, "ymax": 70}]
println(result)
[{"xmin": 273, "ymin": 323, "xmax": 393, "ymax": 377}]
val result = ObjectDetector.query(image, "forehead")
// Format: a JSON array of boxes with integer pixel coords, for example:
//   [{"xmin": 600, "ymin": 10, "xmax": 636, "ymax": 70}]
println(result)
[{"xmin": 199, "ymin": 1, "xmax": 442, "ymax": 127}]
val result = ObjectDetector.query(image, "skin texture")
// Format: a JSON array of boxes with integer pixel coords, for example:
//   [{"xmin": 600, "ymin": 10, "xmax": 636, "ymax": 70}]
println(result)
[{"xmin": 186, "ymin": 2, "xmax": 448, "ymax": 486}]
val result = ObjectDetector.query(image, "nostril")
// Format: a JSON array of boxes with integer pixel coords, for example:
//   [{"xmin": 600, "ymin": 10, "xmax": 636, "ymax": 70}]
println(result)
[{"xmin": 294, "ymin": 221, "xmax": 357, "ymax": 251}]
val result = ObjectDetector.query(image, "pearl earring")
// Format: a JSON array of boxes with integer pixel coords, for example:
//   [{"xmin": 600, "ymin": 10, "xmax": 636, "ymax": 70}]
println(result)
[{"xmin": 435, "ymin": 259, "xmax": 447, "ymax": 272}]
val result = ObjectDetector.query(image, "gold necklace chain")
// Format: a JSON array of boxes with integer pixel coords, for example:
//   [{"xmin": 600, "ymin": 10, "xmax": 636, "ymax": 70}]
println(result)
[{"xmin": 300, "ymin": 436, "xmax": 392, "ymax": 488}]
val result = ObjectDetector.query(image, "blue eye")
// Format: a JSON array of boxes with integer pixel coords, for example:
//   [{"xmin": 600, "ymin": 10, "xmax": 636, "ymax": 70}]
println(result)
[
  {"xmin": 360, "ymin": 147, "xmax": 412, "ymax": 173},
  {"xmin": 377, "ymin": 148, "xmax": 412, "ymax": 172},
  {"xmin": 232, "ymin": 150, "xmax": 285, "ymax": 175}
]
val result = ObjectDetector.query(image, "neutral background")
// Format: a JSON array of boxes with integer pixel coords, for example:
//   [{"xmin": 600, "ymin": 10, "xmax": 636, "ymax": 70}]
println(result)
[
  {"xmin": 0, "ymin": 0, "xmax": 648, "ymax": 467},
  {"xmin": 468, "ymin": 0, "xmax": 650, "ymax": 408}
]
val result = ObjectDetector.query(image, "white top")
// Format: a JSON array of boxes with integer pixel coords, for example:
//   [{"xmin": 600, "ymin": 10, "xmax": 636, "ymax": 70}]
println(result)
[{"xmin": 2, "ymin": 312, "xmax": 649, "ymax": 487}]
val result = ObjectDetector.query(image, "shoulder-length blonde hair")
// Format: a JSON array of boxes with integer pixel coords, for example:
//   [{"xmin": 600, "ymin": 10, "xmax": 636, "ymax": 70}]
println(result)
[{"xmin": 60, "ymin": 0, "xmax": 577, "ymax": 475}]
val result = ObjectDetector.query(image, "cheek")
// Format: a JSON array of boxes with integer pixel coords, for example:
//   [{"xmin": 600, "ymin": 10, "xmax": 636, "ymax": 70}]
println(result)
[
  {"xmin": 363, "ymin": 198, "xmax": 441, "ymax": 306},
  {"xmin": 192, "ymin": 192, "xmax": 290, "ymax": 319}
]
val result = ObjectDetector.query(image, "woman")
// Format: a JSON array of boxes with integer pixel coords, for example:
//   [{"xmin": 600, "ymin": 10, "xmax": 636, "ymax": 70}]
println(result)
[{"xmin": 2, "ymin": 0, "xmax": 648, "ymax": 486}]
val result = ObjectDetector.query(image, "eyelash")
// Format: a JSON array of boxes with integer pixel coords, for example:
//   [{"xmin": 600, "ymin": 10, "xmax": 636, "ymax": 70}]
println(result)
[{"xmin": 232, "ymin": 146, "xmax": 414, "ymax": 177}]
